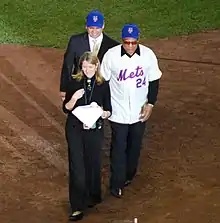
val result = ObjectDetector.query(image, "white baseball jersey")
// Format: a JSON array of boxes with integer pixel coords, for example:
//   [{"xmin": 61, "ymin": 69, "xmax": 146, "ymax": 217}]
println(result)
[{"xmin": 100, "ymin": 44, "xmax": 162, "ymax": 124}]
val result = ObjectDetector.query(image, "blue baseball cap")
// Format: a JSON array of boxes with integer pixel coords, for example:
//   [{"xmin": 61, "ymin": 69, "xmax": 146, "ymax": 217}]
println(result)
[
  {"xmin": 121, "ymin": 24, "xmax": 140, "ymax": 40},
  {"xmin": 86, "ymin": 10, "xmax": 104, "ymax": 28}
]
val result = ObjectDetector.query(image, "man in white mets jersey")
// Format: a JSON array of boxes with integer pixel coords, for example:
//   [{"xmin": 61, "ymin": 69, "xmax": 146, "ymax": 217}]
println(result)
[{"xmin": 100, "ymin": 24, "xmax": 162, "ymax": 198}]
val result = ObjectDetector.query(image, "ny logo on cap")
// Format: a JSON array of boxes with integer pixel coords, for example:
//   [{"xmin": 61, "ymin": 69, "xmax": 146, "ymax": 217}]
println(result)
[
  {"xmin": 128, "ymin": 27, "xmax": 133, "ymax": 33},
  {"xmin": 93, "ymin": 16, "xmax": 98, "ymax": 22}
]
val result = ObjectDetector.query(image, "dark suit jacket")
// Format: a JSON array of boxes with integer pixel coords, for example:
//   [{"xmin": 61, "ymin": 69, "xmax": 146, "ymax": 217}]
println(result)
[{"xmin": 60, "ymin": 32, "xmax": 119, "ymax": 92}]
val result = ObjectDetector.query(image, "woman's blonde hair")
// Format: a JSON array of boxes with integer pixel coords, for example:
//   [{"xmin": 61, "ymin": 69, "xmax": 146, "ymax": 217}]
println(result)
[{"xmin": 72, "ymin": 51, "xmax": 104, "ymax": 85}]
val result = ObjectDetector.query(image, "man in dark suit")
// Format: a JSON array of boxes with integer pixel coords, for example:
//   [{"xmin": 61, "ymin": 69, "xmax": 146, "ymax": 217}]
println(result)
[{"xmin": 60, "ymin": 10, "xmax": 119, "ymax": 101}]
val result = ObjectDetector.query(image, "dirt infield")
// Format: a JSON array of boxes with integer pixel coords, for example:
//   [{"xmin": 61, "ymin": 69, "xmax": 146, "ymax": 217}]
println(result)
[{"xmin": 0, "ymin": 30, "xmax": 220, "ymax": 223}]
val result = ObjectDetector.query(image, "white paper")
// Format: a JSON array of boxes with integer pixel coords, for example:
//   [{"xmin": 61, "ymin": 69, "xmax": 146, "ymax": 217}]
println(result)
[{"xmin": 72, "ymin": 102, "xmax": 103, "ymax": 128}]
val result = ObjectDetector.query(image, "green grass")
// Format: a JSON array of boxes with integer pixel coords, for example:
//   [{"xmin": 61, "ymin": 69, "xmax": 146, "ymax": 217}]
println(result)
[{"xmin": 1, "ymin": 0, "xmax": 220, "ymax": 48}]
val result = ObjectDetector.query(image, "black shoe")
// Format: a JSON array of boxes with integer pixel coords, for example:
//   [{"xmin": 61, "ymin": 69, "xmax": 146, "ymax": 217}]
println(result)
[
  {"xmin": 68, "ymin": 211, "xmax": 83, "ymax": 221},
  {"xmin": 124, "ymin": 180, "xmax": 132, "ymax": 187},
  {"xmin": 110, "ymin": 188, "xmax": 123, "ymax": 198}
]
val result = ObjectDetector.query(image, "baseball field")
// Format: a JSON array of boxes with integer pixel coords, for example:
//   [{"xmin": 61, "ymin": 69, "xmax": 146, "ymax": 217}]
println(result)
[{"xmin": 1, "ymin": 1, "xmax": 220, "ymax": 222}]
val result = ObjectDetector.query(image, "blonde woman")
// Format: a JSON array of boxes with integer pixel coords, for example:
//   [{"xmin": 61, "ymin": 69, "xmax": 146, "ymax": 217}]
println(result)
[{"xmin": 63, "ymin": 51, "xmax": 111, "ymax": 221}]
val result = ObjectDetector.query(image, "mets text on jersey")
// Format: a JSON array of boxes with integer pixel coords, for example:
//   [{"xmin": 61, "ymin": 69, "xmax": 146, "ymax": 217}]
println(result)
[{"xmin": 117, "ymin": 66, "xmax": 146, "ymax": 88}]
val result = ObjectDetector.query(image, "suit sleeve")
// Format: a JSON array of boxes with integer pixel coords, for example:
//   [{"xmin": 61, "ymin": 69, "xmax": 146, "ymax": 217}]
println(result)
[
  {"xmin": 60, "ymin": 36, "xmax": 75, "ymax": 92},
  {"xmin": 100, "ymin": 51, "xmax": 112, "ymax": 81},
  {"xmin": 102, "ymin": 81, "xmax": 112, "ymax": 113}
]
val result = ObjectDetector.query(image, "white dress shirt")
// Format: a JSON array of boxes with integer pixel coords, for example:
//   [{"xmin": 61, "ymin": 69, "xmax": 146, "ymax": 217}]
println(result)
[
  {"xmin": 100, "ymin": 44, "xmax": 162, "ymax": 124},
  {"xmin": 88, "ymin": 33, "xmax": 103, "ymax": 53}
]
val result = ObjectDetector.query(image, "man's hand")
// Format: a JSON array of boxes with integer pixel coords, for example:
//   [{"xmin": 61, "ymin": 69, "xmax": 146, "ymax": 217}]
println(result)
[
  {"xmin": 60, "ymin": 91, "xmax": 66, "ymax": 101},
  {"xmin": 139, "ymin": 103, "xmax": 154, "ymax": 122}
]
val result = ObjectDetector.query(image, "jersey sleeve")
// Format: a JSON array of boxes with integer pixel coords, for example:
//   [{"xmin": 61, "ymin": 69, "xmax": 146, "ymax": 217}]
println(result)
[
  {"xmin": 100, "ymin": 50, "xmax": 112, "ymax": 81},
  {"xmin": 148, "ymin": 49, "xmax": 162, "ymax": 82}
]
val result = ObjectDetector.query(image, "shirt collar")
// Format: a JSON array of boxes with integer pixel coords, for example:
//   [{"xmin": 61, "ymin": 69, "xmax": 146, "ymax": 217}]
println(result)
[
  {"xmin": 121, "ymin": 45, "xmax": 140, "ymax": 57},
  {"xmin": 88, "ymin": 33, "xmax": 103, "ymax": 44}
]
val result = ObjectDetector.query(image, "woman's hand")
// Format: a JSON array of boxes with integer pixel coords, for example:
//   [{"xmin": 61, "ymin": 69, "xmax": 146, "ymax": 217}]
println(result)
[
  {"xmin": 71, "ymin": 89, "xmax": 85, "ymax": 101},
  {"xmin": 65, "ymin": 89, "xmax": 85, "ymax": 111},
  {"xmin": 101, "ymin": 110, "xmax": 111, "ymax": 119}
]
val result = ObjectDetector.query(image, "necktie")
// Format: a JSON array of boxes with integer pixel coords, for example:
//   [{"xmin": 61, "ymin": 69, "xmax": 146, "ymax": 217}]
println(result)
[{"xmin": 92, "ymin": 39, "xmax": 99, "ymax": 55}]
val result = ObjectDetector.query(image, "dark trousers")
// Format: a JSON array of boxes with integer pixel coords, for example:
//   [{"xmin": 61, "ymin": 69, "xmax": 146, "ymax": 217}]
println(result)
[
  {"xmin": 65, "ymin": 117, "xmax": 103, "ymax": 212},
  {"xmin": 109, "ymin": 121, "xmax": 146, "ymax": 189}
]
